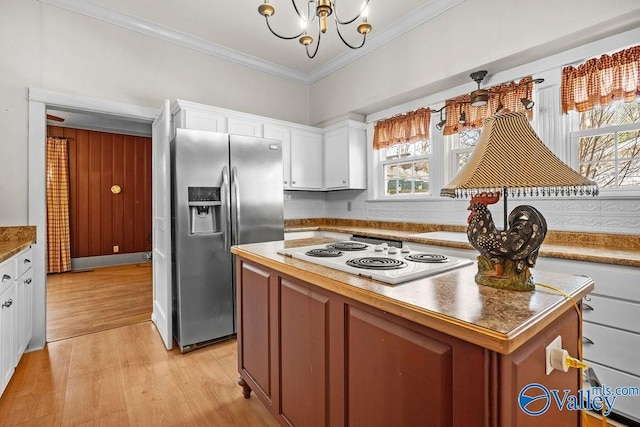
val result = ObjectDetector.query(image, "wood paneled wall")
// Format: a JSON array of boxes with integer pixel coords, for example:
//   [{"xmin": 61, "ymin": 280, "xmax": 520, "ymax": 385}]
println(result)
[{"xmin": 48, "ymin": 126, "xmax": 152, "ymax": 258}]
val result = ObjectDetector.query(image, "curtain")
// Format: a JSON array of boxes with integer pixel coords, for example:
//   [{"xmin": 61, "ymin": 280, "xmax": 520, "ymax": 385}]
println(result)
[
  {"xmin": 443, "ymin": 76, "xmax": 533, "ymax": 135},
  {"xmin": 373, "ymin": 107, "xmax": 431, "ymax": 150},
  {"xmin": 561, "ymin": 45, "xmax": 640, "ymax": 113},
  {"xmin": 46, "ymin": 136, "xmax": 72, "ymax": 273}
]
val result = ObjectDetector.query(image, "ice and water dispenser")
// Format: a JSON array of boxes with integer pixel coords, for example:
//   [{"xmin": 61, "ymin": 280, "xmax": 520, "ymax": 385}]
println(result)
[{"xmin": 187, "ymin": 186, "xmax": 221, "ymax": 235}]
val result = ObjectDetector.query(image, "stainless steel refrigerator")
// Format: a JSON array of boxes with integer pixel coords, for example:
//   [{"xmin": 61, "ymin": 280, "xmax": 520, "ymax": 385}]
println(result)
[{"xmin": 171, "ymin": 128, "xmax": 284, "ymax": 352}]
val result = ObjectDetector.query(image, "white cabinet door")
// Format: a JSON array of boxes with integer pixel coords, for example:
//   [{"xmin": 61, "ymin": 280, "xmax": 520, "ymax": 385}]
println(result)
[
  {"xmin": 151, "ymin": 100, "xmax": 173, "ymax": 350},
  {"xmin": 177, "ymin": 109, "xmax": 226, "ymax": 133},
  {"xmin": 264, "ymin": 124, "xmax": 291, "ymax": 189},
  {"xmin": 16, "ymin": 268, "xmax": 32, "ymax": 358},
  {"xmin": 228, "ymin": 117, "xmax": 263, "ymax": 137},
  {"xmin": 291, "ymin": 130, "xmax": 323, "ymax": 190},
  {"xmin": 0, "ymin": 282, "xmax": 16, "ymax": 396},
  {"xmin": 323, "ymin": 123, "xmax": 366, "ymax": 190}
]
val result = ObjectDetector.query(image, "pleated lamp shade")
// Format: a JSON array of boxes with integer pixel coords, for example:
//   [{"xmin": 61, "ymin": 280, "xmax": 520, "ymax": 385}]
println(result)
[{"xmin": 440, "ymin": 111, "xmax": 599, "ymax": 198}]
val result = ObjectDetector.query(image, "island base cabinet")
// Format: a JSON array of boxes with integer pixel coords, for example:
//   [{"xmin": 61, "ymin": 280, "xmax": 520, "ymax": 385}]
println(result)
[{"xmin": 236, "ymin": 258, "xmax": 583, "ymax": 427}]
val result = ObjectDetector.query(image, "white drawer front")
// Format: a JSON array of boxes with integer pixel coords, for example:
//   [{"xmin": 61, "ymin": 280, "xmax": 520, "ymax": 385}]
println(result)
[
  {"xmin": 583, "ymin": 322, "xmax": 640, "ymax": 377},
  {"xmin": 585, "ymin": 361, "xmax": 640, "ymax": 423},
  {"xmin": 0, "ymin": 258, "xmax": 17, "ymax": 294},
  {"xmin": 535, "ymin": 257, "xmax": 640, "ymax": 302},
  {"xmin": 17, "ymin": 247, "xmax": 33, "ymax": 277},
  {"xmin": 583, "ymin": 295, "xmax": 640, "ymax": 334}
]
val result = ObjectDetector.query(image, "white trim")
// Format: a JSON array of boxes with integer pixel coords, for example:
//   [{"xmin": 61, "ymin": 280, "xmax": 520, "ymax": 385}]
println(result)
[
  {"xmin": 366, "ymin": 27, "xmax": 640, "ymax": 124},
  {"xmin": 306, "ymin": 0, "xmax": 465, "ymax": 83},
  {"xmin": 37, "ymin": 0, "xmax": 464, "ymax": 85},
  {"xmin": 28, "ymin": 88, "xmax": 160, "ymax": 349}
]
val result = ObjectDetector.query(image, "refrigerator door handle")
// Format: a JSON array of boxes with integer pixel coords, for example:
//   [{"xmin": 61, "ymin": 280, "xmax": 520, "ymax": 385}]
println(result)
[
  {"xmin": 222, "ymin": 166, "xmax": 231, "ymax": 250},
  {"xmin": 231, "ymin": 166, "xmax": 240, "ymax": 246}
]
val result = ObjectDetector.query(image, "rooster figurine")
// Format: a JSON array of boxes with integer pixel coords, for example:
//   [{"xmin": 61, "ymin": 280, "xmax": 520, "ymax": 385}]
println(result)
[{"xmin": 466, "ymin": 192, "xmax": 547, "ymax": 291}]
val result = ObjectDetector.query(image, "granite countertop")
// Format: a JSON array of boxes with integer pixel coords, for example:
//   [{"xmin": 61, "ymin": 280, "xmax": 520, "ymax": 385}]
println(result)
[
  {"xmin": 0, "ymin": 226, "xmax": 37, "ymax": 264},
  {"xmin": 285, "ymin": 224, "xmax": 640, "ymax": 268},
  {"xmin": 232, "ymin": 237, "xmax": 594, "ymax": 355}
]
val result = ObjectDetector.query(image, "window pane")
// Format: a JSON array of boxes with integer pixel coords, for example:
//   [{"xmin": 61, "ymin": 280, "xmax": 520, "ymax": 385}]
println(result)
[
  {"xmin": 579, "ymin": 105, "xmax": 616, "ymax": 130},
  {"xmin": 397, "ymin": 163, "xmax": 413, "ymax": 193},
  {"xmin": 385, "ymin": 145, "xmax": 399, "ymax": 160},
  {"xmin": 459, "ymin": 129, "xmax": 481, "ymax": 148},
  {"xmin": 578, "ymin": 134, "xmax": 615, "ymax": 162},
  {"xmin": 617, "ymin": 130, "xmax": 640, "ymax": 159},
  {"xmin": 384, "ymin": 164, "xmax": 399, "ymax": 195},
  {"xmin": 413, "ymin": 160, "xmax": 429, "ymax": 193},
  {"xmin": 618, "ymin": 160, "xmax": 640, "ymax": 188},
  {"xmin": 414, "ymin": 140, "xmax": 431, "ymax": 156},
  {"xmin": 619, "ymin": 99, "xmax": 640, "ymax": 125},
  {"xmin": 457, "ymin": 152, "xmax": 472, "ymax": 171},
  {"xmin": 580, "ymin": 162, "xmax": 616, "ymax": 188}
]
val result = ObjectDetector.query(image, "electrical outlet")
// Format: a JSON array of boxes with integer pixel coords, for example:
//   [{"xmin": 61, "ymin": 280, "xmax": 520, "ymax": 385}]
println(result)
[
  {"xmin": 113, "ymin": 245, "xmax": 119, "ymax": 253},
  {"xmin": 545, "ymin": 335, "xmax": 562, "ymax": 375}
]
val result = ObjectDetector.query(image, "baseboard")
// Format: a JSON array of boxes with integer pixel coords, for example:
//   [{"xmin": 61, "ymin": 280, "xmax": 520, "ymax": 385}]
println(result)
[{"xmin": 71, "ymin": 252, "xmax": 151, "ymax": 270}]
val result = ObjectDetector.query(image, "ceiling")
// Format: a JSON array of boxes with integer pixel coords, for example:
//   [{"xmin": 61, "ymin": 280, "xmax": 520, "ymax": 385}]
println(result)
[{"xmin": 41, "ymin": 0, "xmax": 462, "ymax": 83}]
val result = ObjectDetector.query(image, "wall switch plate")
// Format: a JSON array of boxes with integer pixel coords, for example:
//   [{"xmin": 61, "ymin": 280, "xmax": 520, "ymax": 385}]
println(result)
[
  {"xmin": 545, "ymin": 335, "xmax": 562, "ymax": 375},
  {"xmin": 347, "ymin": 201, "xmax": 352, "ymax": 211}
]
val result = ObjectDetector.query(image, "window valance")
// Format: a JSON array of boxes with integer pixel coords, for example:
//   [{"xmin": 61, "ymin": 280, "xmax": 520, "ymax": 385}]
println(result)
[
  {"xmin": 442, "ymin": 76, "xmax": 533, "ymax": 136},
  {"xmin": 373, "ymin": 107, "xmax": 431, "ymax": 150},
  {"xmin": 561, "ymin": 45, "xmax": 640, "ymax": 114}
]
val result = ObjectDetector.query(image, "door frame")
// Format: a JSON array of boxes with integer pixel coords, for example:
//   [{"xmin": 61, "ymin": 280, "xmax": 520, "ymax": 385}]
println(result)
[{"xmin": 28, "ymin": 88, "xmax": 159, "ymax": 349}]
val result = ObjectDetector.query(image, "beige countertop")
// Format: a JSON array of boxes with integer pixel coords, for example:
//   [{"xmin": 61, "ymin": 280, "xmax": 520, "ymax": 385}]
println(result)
[
  {"xmin": 232, "ymin": 237, "xmax": 594, "ymax": 355},
  {"xmin": 0, "ymin": 226, "xmax": 36, "ymax": 264},
  {"xmin": 285, "ymin": 224, "xmax": 640, "ymax": 268}
]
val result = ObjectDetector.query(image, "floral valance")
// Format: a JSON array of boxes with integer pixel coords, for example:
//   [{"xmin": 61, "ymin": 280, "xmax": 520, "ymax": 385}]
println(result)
[
  {"xmin": 561, "ymin": 45, "xmax": 640, "ymax": 114},
  {"xmin": 373, "ymin": 107, "xmax": 431, "ymax": 150},
  {"xmin": 442, "ymin": 76, "xmax": 533, "ymax": 136}
]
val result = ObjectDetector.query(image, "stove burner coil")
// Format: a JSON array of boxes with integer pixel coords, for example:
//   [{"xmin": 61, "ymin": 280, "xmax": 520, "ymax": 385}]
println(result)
[
  {"xmin": 346, "ymin": 257, "xmax": 407, "ymax": 270},
  {"xmin": 326, "ymin": 242, "xmax": 368, "ymax": 251},
  {"xmin": 404, "ymin": 253, "xmax": 449, "ymax": 263},
  {"xmin": 305, "ymin": 248, "xmax": 344, "ymax": 258}
]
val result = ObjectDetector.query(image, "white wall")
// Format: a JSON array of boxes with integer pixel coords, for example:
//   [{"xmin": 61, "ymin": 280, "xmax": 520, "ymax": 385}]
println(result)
[
  {"xmin": 309, "ymin": 0, "xmax": 640, "ymax": 124},
  {"xmin": 0, "ymin": 0, "xmax": 310, "ymax": 225}
]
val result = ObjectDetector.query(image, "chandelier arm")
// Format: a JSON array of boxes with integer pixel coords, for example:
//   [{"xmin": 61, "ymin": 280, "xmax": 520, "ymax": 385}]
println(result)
[
  {"xmin": 305, "ymin": 23, "xmax": 322, "ymax": 59},
  {"xmin": 335, "ymin": 24, "xmax": 367, "ymax": 49},
  {"xmin": 290, "ymin": 0, "xmax": 311, "ymax": 22},
  {"xmin": 265, "ymin": 16, "xmax": 305, "ymax": 40},
  {"xmin": 333, "ymin": 0, "xmax": 370, "ymax": 25}
]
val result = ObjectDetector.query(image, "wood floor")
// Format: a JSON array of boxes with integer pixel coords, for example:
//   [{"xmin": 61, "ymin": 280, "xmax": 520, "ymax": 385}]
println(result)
[
  {"xmin": 0, "ymin": 322, "xmax": 278, "ymax": 426},
  {"xmin": 47, "ymin": 263, "xmax": 153, "ymax": 341}
]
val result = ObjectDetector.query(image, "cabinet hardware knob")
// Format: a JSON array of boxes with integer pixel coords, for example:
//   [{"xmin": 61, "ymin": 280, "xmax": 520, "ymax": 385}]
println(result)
[
  {"xmin": 284, "ymin": 180, "xmax": 288, "ymax": 184},
  {"xmin": 2, "ymin": 274, "xmax": 11, "ymax": 282},
  {"xmin": 582, "ymin": 336, "xmax": 594, "ymax": 345},
  {"xmin": 2, "ymin": 299, "xmax": 12, "ymax": 308},
  {"xmin": 582, "ymin": 303, "xmax": 594, "ymax": 311},
  {"xmin": 342, "ymin": 179, "xmax": 347, "ymax": 184},
  {"xmin": 292, "ymin": 181, "xmax": 296, "ymax": 184},
  {"xmin": 25, "ymin": 278, "xmax": 32, "ymax": 285}
]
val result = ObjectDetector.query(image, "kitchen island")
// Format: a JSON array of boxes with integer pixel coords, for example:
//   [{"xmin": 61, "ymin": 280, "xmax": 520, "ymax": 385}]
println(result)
[{"xmin": 232, "ymin": 238, "xmax": 594, "ymax": 427}]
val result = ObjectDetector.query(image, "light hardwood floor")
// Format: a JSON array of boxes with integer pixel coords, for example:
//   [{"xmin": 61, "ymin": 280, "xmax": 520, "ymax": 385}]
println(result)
[
  {"xmin": 0, "ymin": 322, "xmax": 277, "ymax": 426},
  {"xmin": 47, "ymin": 263, "xmax": 153, "ymax": 341}
]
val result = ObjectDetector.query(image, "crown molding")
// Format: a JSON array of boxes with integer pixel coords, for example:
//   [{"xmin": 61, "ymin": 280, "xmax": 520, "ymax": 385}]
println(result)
[
  {"xmin": 38, "ymin": 0, "xmax": 464, "ymax": 85},
  {"xmin": 306, "ymin": 0, "xmax": 464, "ymax": 83}
]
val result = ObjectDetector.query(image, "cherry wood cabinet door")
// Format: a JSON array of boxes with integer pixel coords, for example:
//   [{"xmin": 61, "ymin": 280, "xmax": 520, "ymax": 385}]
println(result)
[
  {"xmin": 237, "ymin": 261, "xmax": 275, "ymax": 403},
  {"xmin": 278, "ymin": 278, "xmax": 330, "ymax": 427}
]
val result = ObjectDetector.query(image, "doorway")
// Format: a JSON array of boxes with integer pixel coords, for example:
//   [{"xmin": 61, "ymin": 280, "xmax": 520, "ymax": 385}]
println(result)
[{"xmin": 28, "ymin": 89, "xmax": 160, "ymax": 348}]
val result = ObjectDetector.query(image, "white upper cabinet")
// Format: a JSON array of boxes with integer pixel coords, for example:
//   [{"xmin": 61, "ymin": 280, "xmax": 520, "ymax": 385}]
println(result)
[
  {"xmin": 264, "ymin": 124, "xmax": 292, "ymax": 189},
  {"xmin": 228, "ymin": 117, "xmax": 263, "ymax": 137},
  {"xmin": 290, "ymin": 130, "xmax": 323, "ymax": 190},
  {"xmin": 323, "ymin": 121, "xmax": 366, "ymax": 190}
]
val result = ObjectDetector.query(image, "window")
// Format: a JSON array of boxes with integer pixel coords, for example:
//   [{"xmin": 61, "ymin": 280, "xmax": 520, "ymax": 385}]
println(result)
[
  {"xmin": 449, "ymin": 129, "xmax": 481, "ymax": 176},
  {"xmin": 381, "ymin": 139, "xmax": 430, "ymax": 196},
  {"xmin": 571, "ymin": 99, "xmax": 640, "ymax": 189}
]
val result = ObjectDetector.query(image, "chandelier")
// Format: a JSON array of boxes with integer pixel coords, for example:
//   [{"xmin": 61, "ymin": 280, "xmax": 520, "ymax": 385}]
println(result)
[{"xmin": 258, "ymin": 1, "xmax": 372, "ymax": 59}]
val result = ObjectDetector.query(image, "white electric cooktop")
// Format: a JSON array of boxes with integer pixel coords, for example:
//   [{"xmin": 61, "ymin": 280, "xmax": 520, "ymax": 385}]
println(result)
[{"xmin": 278, "ymin": 241, "xmax": 473, "ymax": 285}]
